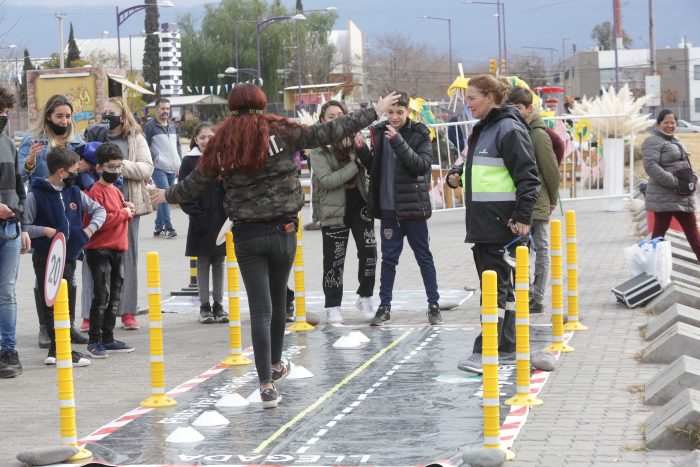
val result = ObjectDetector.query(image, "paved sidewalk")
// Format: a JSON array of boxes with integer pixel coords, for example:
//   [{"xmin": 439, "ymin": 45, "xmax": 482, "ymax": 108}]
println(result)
[{"xmin": 0, "ymin": 202, "xmax": 690, "ymax": 466}]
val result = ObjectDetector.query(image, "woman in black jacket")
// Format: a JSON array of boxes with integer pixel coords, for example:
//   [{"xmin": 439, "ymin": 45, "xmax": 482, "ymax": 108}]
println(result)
[
  {"xmin": 178, "ymin": 122, "xmax": 229, "ymax": 324},
  {"xmin": 152, "ymin": 84, "xmax": 399, "ymax": 408}
]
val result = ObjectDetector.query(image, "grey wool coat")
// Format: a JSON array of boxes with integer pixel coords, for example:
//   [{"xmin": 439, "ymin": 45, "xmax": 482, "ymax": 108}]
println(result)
[{"xmin": 642, "ymin": 127, "xmax": 696, "ymax": 213}]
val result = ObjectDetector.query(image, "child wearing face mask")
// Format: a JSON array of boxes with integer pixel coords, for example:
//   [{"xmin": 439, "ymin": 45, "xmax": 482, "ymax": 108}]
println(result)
[
  {"xmin": 83, "ymin": 142, "xmax": 136, "ymax": 358},
  {"xmin": 25, "ymin": 147, "xmax": 106, "ymax": 366}
]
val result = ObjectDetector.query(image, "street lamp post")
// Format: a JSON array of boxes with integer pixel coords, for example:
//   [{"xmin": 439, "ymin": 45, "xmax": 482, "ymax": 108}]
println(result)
[
  {"xmin": 464, "ymin": 0, "xmax": 506, "ymax": 73},
  {"xmin": 255, "ymin": 14, "xmax": 306, "ymax": 86},
  {"xmin": 419, "ymin": 16, "xmax": 452, "ymax": 79},
  {"xmin": 234, "ymin": 20, "xmax": 256, "ymax": 84},
  {"xmin": 116, "ymin": 1, "xmax": 174, "ymax": 69}
]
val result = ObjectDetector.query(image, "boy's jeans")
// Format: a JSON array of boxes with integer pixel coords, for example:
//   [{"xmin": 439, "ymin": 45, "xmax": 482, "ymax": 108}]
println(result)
[
  {"xmin": 152, "ymin": 168, "xmax": 177, "ymax": 231},
  {"xmin": 0, "ymin": 223, "xmax": 21, "ymax": 351},
  {"xmin": 85, "ymin": 248, "xmax": 124, "ymax": 344},
  {"xmin": 378, "ymin": 218, "xmax": 439, "ymax": 307}
]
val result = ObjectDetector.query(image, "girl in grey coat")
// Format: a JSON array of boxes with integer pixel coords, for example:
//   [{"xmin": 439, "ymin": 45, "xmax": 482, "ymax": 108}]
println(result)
[
  {"xmin": 310, "ymin": 101, "xmax": 377, "ymax": 324},
  {"xmin": 642, "ymin": 109, "xmax": 700, "ymax": 261}
]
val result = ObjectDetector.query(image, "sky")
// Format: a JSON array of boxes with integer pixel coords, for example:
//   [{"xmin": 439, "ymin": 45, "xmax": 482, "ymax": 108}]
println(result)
[{"xmin": 1, "ymin": 0, "xmax": 699, "ymax": 68}]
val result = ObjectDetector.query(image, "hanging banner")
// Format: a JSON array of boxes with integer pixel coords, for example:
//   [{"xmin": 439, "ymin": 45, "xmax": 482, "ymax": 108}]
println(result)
[
  {"xmin": 186, "ymin": 86, "xmax": 192, "ymax": 93},
  {"xmin": 217, "ymin": 85, "xmax": 221, "ymax": 95}
]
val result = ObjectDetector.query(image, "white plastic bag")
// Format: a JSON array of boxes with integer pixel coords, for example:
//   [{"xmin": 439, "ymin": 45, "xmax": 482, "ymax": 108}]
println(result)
[{"xmin": 623, "ymin": 237, "xmax": 672, "ymax": 287}]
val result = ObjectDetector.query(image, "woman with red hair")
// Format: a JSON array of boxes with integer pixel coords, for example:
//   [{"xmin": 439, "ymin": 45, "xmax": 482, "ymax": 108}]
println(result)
[{"xmin": 152, "ymin": 84, "xmax": 398, "ymax": 408}]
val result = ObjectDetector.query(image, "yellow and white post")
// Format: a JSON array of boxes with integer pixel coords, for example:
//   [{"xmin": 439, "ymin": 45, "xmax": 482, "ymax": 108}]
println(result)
[
  {"xmin": 54, "ymin": 279, "xmax": 92, "ymax": 460},
  {"xmin": 221, "ymin": 231, "xmax": 251, "ymax": 366},
  {"xmin": 545, "ymin": 220, "xmax": 574, "ymax": 352},
  {"xmin": 562, "ymin": 210, "xmax": 588, "ymax": 331},
  {"xmin": 141, "ymin": 252, "xmax": 177, "ymax": 408},
  {"xmin": 481, "ymin": 270, "xmax": 515, "ymax": 460},
  {"xmin": 290, "ymin": 213, "xmax": 314, "ymax": 331},
  {"xmin": 505, "ymin": 246, "xmax": 543, "ymax": 407}
]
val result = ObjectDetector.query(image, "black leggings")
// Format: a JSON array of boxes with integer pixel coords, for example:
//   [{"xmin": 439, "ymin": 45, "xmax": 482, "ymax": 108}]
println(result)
[{"xmin": 234, "ymin": 223, "xmax": 296, "ymax": 384}]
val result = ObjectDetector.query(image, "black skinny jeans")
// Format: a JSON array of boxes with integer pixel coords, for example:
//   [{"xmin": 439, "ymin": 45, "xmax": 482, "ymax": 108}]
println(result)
[
  {"xmin": 321, "ymin": 188, "xmax": 376, "ymax": 307},
  {"xmin": 85, "ymin": 248, "xmax": 124, "ymax": 344},
  {"xmin": 471, "ymin": 243, "xmax": 516, "ymax": 354},
  {"xmin": 32, "ymin": 255, "xmax": 77, "ymax": 352},
  {"xmin": 234, "ymin": 222, "xmax": 296, "ymax": 384}
]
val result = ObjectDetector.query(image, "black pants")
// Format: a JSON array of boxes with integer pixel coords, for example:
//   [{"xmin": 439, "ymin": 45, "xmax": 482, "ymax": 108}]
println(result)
[
  {"xmin": 321, "ymin": 189, "xmax": 376, "ymax": 307},
  {"xmin": 85, "ymin": 248, "xmax": 124, "ymax": 344},
  {"xmin": 234, "ymin": 223, "xmax": 296, "ymax": 384},
  {"xmin": 471, "ymin": 243, "xmax": 516, "ymax": 354},
  {"xmin": 32, "ymin": 255, "xmax": 77, "ymax": 352}
]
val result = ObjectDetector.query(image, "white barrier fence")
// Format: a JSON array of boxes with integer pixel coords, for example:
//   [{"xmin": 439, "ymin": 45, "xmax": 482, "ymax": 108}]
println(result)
[{"xmin": 427, "ymin": 114, "xmax": 639, "ymax": 213}]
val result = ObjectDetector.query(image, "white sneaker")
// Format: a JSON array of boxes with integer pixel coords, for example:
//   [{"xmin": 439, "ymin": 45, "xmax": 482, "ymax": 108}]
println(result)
[
  {"xmin": 326, "ymin": 306, "xmax": 343, "ymax": 324},
  {"xmin": 356, "ymin": 296, "xmax": 375, "ymax": 320}
]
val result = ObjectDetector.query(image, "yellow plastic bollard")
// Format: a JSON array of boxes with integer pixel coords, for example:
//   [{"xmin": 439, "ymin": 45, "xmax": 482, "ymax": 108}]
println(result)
[
  {"xmin": 141, "ymin": 252, "xmax": 177, "ymax": 408},
  {"xmin": 221, "ymin": 231, "xmax": 251, "ymax": 366},
  {"xmin": 505, "ymin": 246, "xmax": 543, "ymax": 407},
  {"xmin": 289, "ymin": 213, "xmax": 315, "ymax": 331},
  {"xmin": 189, "ymin": 257, "xmax": 198, "ymax": 288},
  {"xmin": 545, "ymin": 220, "xmax": 574, "ymax": 352},
  {"xmin": 54, "ymin": 279, "xmax": 92, "ymax": 461},
  {"xmin": 481, "ymin": 271, "xmax": 515, "ymax": 460},
  {"xmin": 562, "ymin": 210, "xmax": 588, "ymax": 331}
]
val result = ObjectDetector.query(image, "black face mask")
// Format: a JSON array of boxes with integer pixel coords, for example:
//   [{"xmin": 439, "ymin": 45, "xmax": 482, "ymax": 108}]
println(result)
[
  {"xmin": 47, "ymin": 120, "xmax": 68, "ymax": 136},
  {"xmin": 0, "ymin": 116, "xmax": 7, "ymax": 134},
  {"xmin": 63, "ymin": 172, "xmax": 79, "ymax": 188},
  {"xmin": 100, "ymin": 171, "xmax": 120, "ymax": 184},
  {"xmin": 101, "ymin": 114, "xmax": 122, "ymax": 130}
]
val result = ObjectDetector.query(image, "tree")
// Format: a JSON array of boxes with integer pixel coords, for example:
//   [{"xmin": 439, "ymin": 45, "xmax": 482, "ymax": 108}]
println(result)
[
  {"xmin": 66, "ymin": 22, "xmax": 81, "ymax": 67},
  {"xmin": 41, "ymin": 53, "xmax": 61, "ymax": 69},
  {"xmin": 591, "ymin": 21, "xmax": 632, "ymax": 50},
  {"xmin": 19, "ymin": 48, "xmax": 34, "ymax": 108},
  {"xmin": 295, "ymin": 0, "xmax": 303, "ymax": 13},
  {"xmin": 85, "ymin": 50, "xmax": 126, "ymax": 69},
  {"xmin": 365, "ymin": 33, "xmax": 452, "ymax": 99},
  {"xmin": 142, "ymin": 0, "xmax": 161, "ymax": 100},
  {"xmin": 503, "ymin": 54, "xmax": 548, "ymax": 88}
]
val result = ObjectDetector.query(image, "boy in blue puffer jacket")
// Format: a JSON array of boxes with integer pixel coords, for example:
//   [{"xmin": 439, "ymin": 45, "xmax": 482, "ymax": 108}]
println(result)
[{"xmin": 26, "ymin": 147, "xmax": 105, "ymax": 367}]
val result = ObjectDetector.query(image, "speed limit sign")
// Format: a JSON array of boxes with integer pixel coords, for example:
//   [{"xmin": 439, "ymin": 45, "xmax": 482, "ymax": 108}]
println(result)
[{"xmin": 44, "ymin": 233, "xmax": 66, "ymax": 307}]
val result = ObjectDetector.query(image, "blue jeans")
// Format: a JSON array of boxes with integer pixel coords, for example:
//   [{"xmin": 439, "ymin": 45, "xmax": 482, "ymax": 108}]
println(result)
[
  {"xmin": 379, "ymin": 218, "xmax": 439, "ymax": 307},
  {"xmin": 0, "ymin": 223, "xmax": 21, "ymax": 351},
  {"xmin": 152, "ymin": 168, "xmax": 177, "ymax": 230}
]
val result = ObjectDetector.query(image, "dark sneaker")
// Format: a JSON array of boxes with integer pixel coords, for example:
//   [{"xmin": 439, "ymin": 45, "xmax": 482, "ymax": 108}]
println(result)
[
  {"xmin": 103, "ymin": 340, "xmax": 134, "ymax": 353},
  {"xmin": 457, "ymin": 353, "xmax": 483, "ymax": 374},
  {"xmin": 38, "ymin": 325, "xmax": 50, "ymax": 349},
  {"xmin": 44, "ymin": 348, "xmax": 56, "ymax": 365},
  {"xmin": 499, "ymin": 351, "xmax": 516, "ymax": 364},
  {"xmin": 71, "ymin": 351, "xmax": 91, "ymax": 367},
  {"xmin": 370, "ymin": 305, "xmax": 391, "ymax": 327},
  {"xmin": 212, "ymin": 302, "xmax": 229, "ymax": 323},
  {"xmin": 271, "ymin": 357, "xmax": 292, "ymax": 382},
  {"xmin": 47, "ymin": 349, "xmax": 91, "ymax": 366},
  {"xmin": 530, "ymin": 300, "xmax": 544, "ymax": 314},
  {"xmin": 261, "ymin": 384, "xmax": 282, "ymax": 409},
  {"xmin": 285, "ymin": 300, "xmax": 295, "ymax": 323},
  {"xmin": 199, "ymin": 304, "xmax": 215, "ymax": 324},
  {"xmin": 166, "ymin": 228, "xmax": 177, "ymax": 238},
  {"xmin": 0, "ymin": 349, "xmax": 22, "ymax": 373},
  {"xmin": 0, "ymin": 361, "xmax": 17, "ymax": 378},
  {"xmin": 86, "ymin": 343, "xmax": 108, "ymax": 359},
  {"xmin": 154, "ymin": 229, "xmax": 165, "ymax": 237},
  {"xmin": 427, "ymin": 302, "xmax": 443, "ymax": 325},
  {"xmin": 70, "ymin": 326, "xmax": 88, "ymax": 344}
]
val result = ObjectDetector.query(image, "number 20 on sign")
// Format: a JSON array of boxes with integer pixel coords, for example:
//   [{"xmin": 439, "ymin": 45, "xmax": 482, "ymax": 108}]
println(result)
[{"xmin": 44, "ymin": 233, "xmax": 67, "ymax": 307}]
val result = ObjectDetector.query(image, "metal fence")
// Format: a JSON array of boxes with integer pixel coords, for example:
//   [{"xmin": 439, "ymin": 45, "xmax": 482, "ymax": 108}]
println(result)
[{"xmin": 427, "ymin": 114, "xmax": 640, "ymax": 213}]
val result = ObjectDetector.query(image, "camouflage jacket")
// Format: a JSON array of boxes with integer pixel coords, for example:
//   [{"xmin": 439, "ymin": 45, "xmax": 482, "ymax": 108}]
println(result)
[{"xmin": 165, "ymin": 108, "xmax": 378, "ymax": 224}]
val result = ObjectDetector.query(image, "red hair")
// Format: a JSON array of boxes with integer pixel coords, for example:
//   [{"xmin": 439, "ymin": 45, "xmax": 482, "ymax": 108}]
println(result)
[{"xmin": 199, "ymin": 84, "xmax": 304, "ymax": 174}]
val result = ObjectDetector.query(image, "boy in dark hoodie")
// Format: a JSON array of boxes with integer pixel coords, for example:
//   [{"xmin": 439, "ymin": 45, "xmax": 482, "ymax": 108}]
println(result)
[{"xmin": 26, "ymin": 147, "xmax": 105, "ymax": 366}]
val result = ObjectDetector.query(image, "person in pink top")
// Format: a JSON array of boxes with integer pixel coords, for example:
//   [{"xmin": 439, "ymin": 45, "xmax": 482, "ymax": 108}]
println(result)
[{"xmin": 83, "ymin": 142, "xmax": 136, "ymax": 359}]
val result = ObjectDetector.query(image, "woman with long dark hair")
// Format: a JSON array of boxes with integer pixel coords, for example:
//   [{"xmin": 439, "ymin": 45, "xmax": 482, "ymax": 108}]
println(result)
[
  {"xmin": 310, "ymin": 100, "xmax": 376, "ymax": 324},
  {"xmin": 151, "ymin": 84, "xmax": 398, "ymax": 408}
]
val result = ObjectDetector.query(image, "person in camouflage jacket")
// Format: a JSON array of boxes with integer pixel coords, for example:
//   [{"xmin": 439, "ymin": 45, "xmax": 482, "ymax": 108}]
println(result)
[{"xmin": 152, "ymin": 84, "xmax": 400, "ymax": 408}]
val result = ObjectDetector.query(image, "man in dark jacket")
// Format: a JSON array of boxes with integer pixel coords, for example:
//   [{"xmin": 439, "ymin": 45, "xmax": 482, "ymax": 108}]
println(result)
[{"xmin": 356, "ymin": 91, "xmax": 442, "ymax": 326}]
